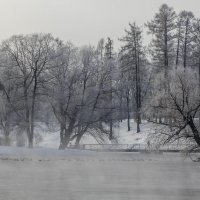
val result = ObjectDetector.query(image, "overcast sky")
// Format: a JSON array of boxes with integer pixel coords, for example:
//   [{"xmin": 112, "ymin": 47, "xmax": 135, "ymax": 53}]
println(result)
[{"xmin": 0, "ymin": 0, "xmax": 200, "ymax": 50}]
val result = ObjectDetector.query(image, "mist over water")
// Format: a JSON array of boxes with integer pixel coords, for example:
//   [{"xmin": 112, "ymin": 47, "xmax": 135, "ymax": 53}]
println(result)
[{"xmin": 0, "ymin": 149, "xmax": 200, "ymax": 200}]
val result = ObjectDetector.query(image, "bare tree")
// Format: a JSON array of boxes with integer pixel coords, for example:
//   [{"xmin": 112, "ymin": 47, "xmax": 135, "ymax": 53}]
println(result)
[
  {"xmin": 2, "ymin": 34, "xmax": 55, "ymax": 148},
  {"xmin": 46, "ymin": 43, "xmax": 113, "ymax": 149}
]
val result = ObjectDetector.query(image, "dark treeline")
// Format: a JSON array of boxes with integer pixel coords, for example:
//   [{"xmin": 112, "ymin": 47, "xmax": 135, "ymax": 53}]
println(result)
[{"xmin": 0, "ymin": 4, "xmax": 200, "ymax": 150}]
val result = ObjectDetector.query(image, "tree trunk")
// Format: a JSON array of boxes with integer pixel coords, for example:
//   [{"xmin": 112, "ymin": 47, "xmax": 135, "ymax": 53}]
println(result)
[
  {"xmin": 63, "ymin": 110, "xmax": 77, "ymax": 148},
  {"xmin": 164, "ymin": 18, "xmax": 169, "ymax": 69},
  {"xmin": 183, "ymin": 19, "xmax": 189, "ymax": 68},
  {"xmin": 134, "ymin": 31, "xmax": 141, "ymax": 133},
  {"xmin": 109, "ymin": 86, "xmax": 113, "ymax": 140},
  {"xmin": 2, "ymin": 118, "xmax": 11, "ymax": 146},
  {"xmin": 119, "ymin": 92, "xmax": 123, "ymax": 122},
  {"xmin": 176, "ymin": 24, "xmax": 181, "ymax": 67},
  {"xmin": 24, "ymin": 86, "xmax": 32, "ymax": 148},
  {"xmin": 159, "ymin": 116, "xmax": 162, "ymax": 124},
  {"xmin": 75, "ymin": 133, "xmax": 84, "ymax": 146},
  {"xmin": 136, "ymin": 112, "xmax": 140, "ymax": 133},
  {"xmin": 5, "ymin": 134, "xmax": 10, "ymax": 146},
  {"xmin": 188, "ymin": 117, "xmax": 200, "ymax": 146},
  {"xmin": 29, "ymin": 72, "xmax": 38, "ymax": 148},
  {"xmin": 109, "ymin": 120, "xmax": 113, "ymax": 140},
  {"xmin": 135, "ymin": 51, "xmax": 140, "ymax": 133},
  {"xmin": 199, "ymin": 57, "xmax": 200, "ymax": 127},
  {"xmin": 59, "ymin": 124, "xmax": 65, "ymax": 149},
  {"xmin": 126, "ymin": 90, "xmax": 130, "ymax": 132}
]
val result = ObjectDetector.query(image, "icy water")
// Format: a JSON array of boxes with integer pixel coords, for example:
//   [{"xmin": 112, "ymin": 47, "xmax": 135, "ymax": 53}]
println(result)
[{"xmin": 0, "ymin": 148, "xmax": 200, "ymax": 200}]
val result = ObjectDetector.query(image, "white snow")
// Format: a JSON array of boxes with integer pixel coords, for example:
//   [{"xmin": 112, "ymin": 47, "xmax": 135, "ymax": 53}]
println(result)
[
  {"xmin": 114, "ymin": 119, "xmax": 156, "ymax": 144},
  {"xmin": 36, "ymin": 120, "xmax": 155, "ymax": 149}
]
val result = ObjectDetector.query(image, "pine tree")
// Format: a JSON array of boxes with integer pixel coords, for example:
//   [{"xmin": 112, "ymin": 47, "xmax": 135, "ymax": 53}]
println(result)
[
  {"xmin": 146, "ymin": 4, "xmax": 176, "ymax": 125},
  {"xmin": 175, "ymin": 11, "xmax": 194, "ymax": 68},
  {"xmin": 146, "ymin": 4, "xmax": 176, "ymax": 72},
  {"xmin": 105, "ymin": 37, "xmax": 115, "ymax": 140},
  {"xmin": 119, "ymin": 22, "xmax": 146, "ymax": 133}
]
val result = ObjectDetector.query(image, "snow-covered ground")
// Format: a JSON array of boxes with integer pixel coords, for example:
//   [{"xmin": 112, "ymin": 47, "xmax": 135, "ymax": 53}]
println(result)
[
  {"xmin": 114, "ymin": 120, "xmax": 156, "ymax": 144},
  {"xmin": 36, "ymin": 120, "xmax": 156, "ymax": 149},
  {"xmin": 0, "ymin": 147, "xmax": 200, "ymax": 200},
  {"xmin": 0, "ymin": 120, "xmax": 162, "ymax": 149}
]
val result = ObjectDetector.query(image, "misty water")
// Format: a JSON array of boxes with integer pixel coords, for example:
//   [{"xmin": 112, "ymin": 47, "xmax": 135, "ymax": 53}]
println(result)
[{"xmin": 0, "ymin": 149, "xmax": 200, "ymax": 200}]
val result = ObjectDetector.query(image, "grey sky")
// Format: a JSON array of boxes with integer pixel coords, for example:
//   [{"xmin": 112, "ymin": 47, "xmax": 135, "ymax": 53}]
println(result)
[{"xmin": 0, "ymin": 0, "xmax": 200, "ymax": 50}]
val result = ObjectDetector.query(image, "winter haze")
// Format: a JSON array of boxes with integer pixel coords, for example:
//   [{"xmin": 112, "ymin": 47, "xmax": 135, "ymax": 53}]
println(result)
[
  {"xmin": 0, "ymin": 0, "xmax": 200, "ymax": 49},
  {"xmin": 1, "ymin": 1, "xmax": 200, "ymax": 200}
]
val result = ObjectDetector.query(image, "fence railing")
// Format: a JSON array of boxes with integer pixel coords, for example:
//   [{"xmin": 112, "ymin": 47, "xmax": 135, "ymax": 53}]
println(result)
[{"xmin": 68, "ymin": 143, "xmax": 190, "ymax": 152}]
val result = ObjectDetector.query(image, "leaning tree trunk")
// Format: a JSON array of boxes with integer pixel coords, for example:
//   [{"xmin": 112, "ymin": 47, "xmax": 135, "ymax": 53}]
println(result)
[
  {"xmin": 188, "ymin": 117, "xmax": 200, "ymax": 147},
  {"xmin": 75, "ymin": 132, "xmax": 84, "ymax": 147}
]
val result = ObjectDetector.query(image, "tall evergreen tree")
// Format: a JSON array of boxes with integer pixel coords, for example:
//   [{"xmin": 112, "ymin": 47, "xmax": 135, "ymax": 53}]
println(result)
[
  {"xmin": 175, "ymin": 11, "xmax": 194, "ymax": 68},
  {"xmin": 105, "ymin": 37, "xmax": 115, "ymax": 140},
  {"xmin": 146, "ymin": 4, "xmax": 176, "ymax": 72},
  {"xmin": 119, "ymin": 22, "xmax": 146, "ymax": 133},
  {"xmin": 146, "ymin": 4, "xmax": 177, "ymax": 124}
]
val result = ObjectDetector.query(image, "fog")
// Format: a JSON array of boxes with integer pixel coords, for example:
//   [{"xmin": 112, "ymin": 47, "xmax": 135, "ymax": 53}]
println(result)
[
  {"xmin": 0, "ymin": 0, "xmax": 200, "ymax": 49},
  {"xmin": 0, "ymin": 148, "xmax": 200, "ymax": 200}
]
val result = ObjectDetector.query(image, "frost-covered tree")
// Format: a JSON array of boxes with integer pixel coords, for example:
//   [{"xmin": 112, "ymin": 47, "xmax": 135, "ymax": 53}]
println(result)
[
  {"xmin": 1, "ymin": 34, "xmax": 56, "ymax": 148},
  {"xmin": 46, "ymin": 43, "xmax": 114, "ymax": 149},
  {"xmin": 146, "ymin": 4, "xmax": 177, "ymax": 123},
  {"xmin": 149, "ymin": 67, "xmax": 200, "ymax": 151},
  {"xmin": 0, "ymin": 76, "xmax": 15, "ymax": 145},
  {"xmin": 192, "ymin": 18, "xmax": 200, "ymax": 126}
]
